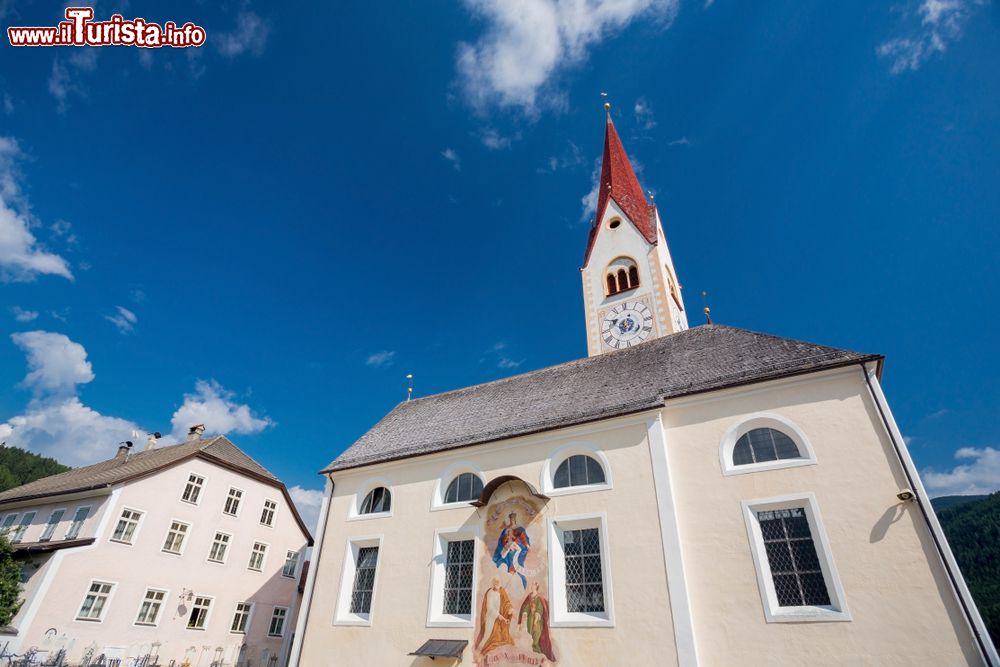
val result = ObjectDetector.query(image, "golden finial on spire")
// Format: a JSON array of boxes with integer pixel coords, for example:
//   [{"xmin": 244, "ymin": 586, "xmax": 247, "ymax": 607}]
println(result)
[
  {"xmin": 701, "ymin": 291, "xmax": 713, "ymax": 324},
  {"xmin": 600, "ymin": 91, "xmax": 610, "ymax": 112}
]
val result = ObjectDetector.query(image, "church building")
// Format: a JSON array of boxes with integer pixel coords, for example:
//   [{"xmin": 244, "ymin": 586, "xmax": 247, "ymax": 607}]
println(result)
[{"xmin": 290, "ymin": 109, "xmax": 998, "ymax": 666}]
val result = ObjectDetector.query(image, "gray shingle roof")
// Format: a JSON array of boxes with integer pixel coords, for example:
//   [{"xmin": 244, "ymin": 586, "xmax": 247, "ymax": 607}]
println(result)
[
  {"xmin": 0, "ymin": 435, "xmax": 277, "ymax": 505},
  {"xmin": 324, "ymin": 325, "xmax": 881, "ymax": 473}
]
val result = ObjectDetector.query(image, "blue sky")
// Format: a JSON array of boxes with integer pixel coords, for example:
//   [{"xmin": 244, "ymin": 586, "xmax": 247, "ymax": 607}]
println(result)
[{"xmin": 1, "ymin": 0, "xmax": 998, "ymax": 529}]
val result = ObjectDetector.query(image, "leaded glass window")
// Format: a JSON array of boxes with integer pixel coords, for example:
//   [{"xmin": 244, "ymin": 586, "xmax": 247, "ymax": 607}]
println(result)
[
  {"xmin": 444, "ymin": 473, "xmax": 484, "ymax": 504},
  {"xmin": 443, "ymin": 539, "xmax": 474, "ymax": 615},
  {"xmin": 349, "ymin": 546, "xmax": 379, "ymax": 614},
  {"xmin": 553, "ymin": 455, "xmax": 606, "ymax": 489},
  {"xmin": 733, "ymin": 428, "xmax": 800, "ymax": 466},
  {"xmin": 359, "ymin": 487, "xmax": 391, "ymax": 514},
  {"xmin": 757, "ymin": 508, "xmax": 831, "ymax": 607},
  {"xmin": 564, "ymin": 527, "xmax": 604, "ymax": 613}
]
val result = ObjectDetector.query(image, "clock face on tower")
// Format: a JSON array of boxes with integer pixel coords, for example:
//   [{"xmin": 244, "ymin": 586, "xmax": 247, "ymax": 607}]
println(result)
[{"xmin": 601, "ymin": 301, "xmax": 654, "ymax": 349}]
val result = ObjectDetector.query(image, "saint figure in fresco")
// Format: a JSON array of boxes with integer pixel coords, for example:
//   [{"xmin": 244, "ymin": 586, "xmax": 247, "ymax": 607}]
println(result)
[
  {"xmin": 492, "ymin": 512, "xmax": 531, "ymax": 588},
  {"xmin": 475, "ymin": 578, "xmax": 514, "ymax": 656},
  {"xmin": 518, "ymin": 581, "xmax": 556, "ymax": 662}
]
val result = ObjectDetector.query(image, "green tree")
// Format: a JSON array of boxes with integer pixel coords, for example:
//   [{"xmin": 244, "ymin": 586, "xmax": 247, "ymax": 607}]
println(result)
[
  {"xmin": 0, "ymin": 535, "xmax": 21, "ymax": 625},
  {"xmin": 937, "ymin": 492, "xmax": 1000, "ymax": 648},
  {"xmin": 0, "ymin": 445, "xmax": 70, "ymax": 493}
]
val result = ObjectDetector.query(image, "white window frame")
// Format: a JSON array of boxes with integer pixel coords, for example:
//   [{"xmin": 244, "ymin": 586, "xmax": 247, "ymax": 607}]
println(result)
[
  {"xmin": 260, "ymin": 498, "xmax": 278, "ymax": 527},
  {"xmin": 281, "ymin": 549, "xmax": 300, "ymax": 578},
  {"xmin": 186, "ymin": 594, "xmax": 214, "ymax": 631},
  {"xmin": 223, "ymin": 486, "xmax": 245, "ymax": 517},
  {"xmin": 180, "ymin": 471, "xmax": 206, "ymax": 505},
  {"xmin": 248, "ymin": 541, "xmax": 269, "ymax": 572},
  {"xmin": 426, "ymin": 526, "xmax": 479, "ymax": 627},
  {"xmin": 720, "ymin": 413, "xmax": 817, "ymax": 476},
  {"xmin": 267, "ymin": 606, "xmax": 289, "ymax": 637},
  {"xmin": 548, "ymin": 512, "xmax": 615, "ymax": 628},
  {"xmin": 207, "ymin": 531, "xmax": 232, "ymax": 564},
  {"xmin": 0, "ymin": 513, "xmax": 18, "ymax": 537},
  {"xmin": 133, "ymin": 587, "xmax": 170, "ymax": 627},
  {"xmin": 334, "ymin": 535, "xmax": 383, "ymax": 626},
  {"xmin": 109, "ymin": 506, "xmax": 145, "ymax": 545},
  {"xmin": 75, "ymin": 579, "xmax": 117, "ymax": 623},
  {"xmin": 39, "ymin": 508, "xmax": 66, "ymax": 542},
  {"xmin": 64, "ymin": 505, "xmax": 91, "ymax": 540},
  {"xmin": 348, "ymin": 477, "xmax": 394, "ymax": 521},
  {"xmin": 230, "ymin": 601, "xmax": 254, "ymax": 635},
  {"xmin": 742, "ymin": 492, "xmax": 850, "ymax": 623},
  {"xmin": 431, "ymin": 462, "xmax": 486, "ymax": 511},
  {"xmin": 11, "ymin": 511, "xmax": 35, "ymax": 543},
  {"xmin": 161, "ymin": 519, "xmax": 191, "ymax": 556},
  {"xmin": 540, "ymin": 443, "xmax": 613, "ymax": 497}
]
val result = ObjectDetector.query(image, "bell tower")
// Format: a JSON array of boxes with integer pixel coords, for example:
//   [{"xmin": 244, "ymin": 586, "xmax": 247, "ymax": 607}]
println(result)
[{"xmin": 581, "ymin": 105, "xmax": 688, "ymax": 356}]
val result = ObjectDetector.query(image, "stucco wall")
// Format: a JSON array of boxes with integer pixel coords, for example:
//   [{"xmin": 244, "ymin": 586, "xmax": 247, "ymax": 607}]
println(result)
[
  {"xmin": 298, "ymin": 416, "xmax": 677, "ymax": 666},
  {"xmin": 662, "ymin": 367, "xmax": 983, "ymax": 666},
  {"xmin": 14, "ymin": 456, "xmax": 308, "ymax": 666}
]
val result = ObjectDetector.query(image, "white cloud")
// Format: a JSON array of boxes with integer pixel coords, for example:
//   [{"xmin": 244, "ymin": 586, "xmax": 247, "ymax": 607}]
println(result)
[
  {"xmin": 456, "ymin": 0, "xmax": 678, "ymax": 114},
  {"xmin": 580, "ymin": 157, "xmax": 602, "ymax": 222},
  {"xmin": 498, "ymin": 357, "xmax": 523, "ymax": 369},
  {"xmin": 537, "ymin": 141, "xmax": 584, "ymax": 173},
  {"xmin": 2, "ymin": 93, "xmax": 13, "ymax": 115},
  {"xmin": 0, "ymin": 138, "xmax": 72, "ymax": 282},
  {"xmin": 216, "ymin": 11, "xmax": 271, "ymax": 58},
  {"xmin": 478, "ymin": 127, "xmax": 517, "ymax": 150},
  {"xmin": 48, "ymin": 49, "xmax": 98, "ymax": 112},
  {"xmin": 878, "ymin": 0, "xmax": 986, "ymax": 74},
  {"xmin": 3, "ymin": 331, "xmax": 141, "ymax": 466},
  {"xmin": 3, "ymin": 332, "xmax": 277, "ymax": 467},
  {"xmin": 634, "ymin": 97, "xmax": 656, "ymax": 130},
  {"xmin": 366, "ymin": 350, "xmax": 396, "ymax": 368},
  {"xmin": 668, "ymin": 136, "xmax": 691, "ymax": 146},
  {"xmin": 289, "ymin": 485, "xmax": 325, "ymax": 534},
  {"xmin": 922, "ymin": 447, "xmax": 1000, "ymax": 496},
  {"xmin": 170, "ymin": 380, "xmax": 274, "ymax": 440},
  {"xmin": 11, "ymin": 331, "xmax": 94, "ymax": 397},
  {"xmin": 11, "ymin": 306, "xmax": 38, "ymax": 322},
  {"xmin": 0, "ymin": 398, "xmax": 142, "ymax": 467},
  {"xmin": 105, "ymin": 305, "xmax": 138, "ymax": 334},
  {"xmin": 441, "ymin": 148, "xmax": 462, "ymax": 171}
]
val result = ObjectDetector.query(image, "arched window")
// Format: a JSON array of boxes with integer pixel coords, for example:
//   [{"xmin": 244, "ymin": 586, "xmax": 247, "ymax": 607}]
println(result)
[
  {"xmin": 553, "ymin": 455, "xmax": 606, "ymax": 488},
  {"xmin": 359, "ymin": 487, "xmax": 391, "ymax": 514},
  {"xmin": 444, "ymin": 472, "xmax": 484, "ymax": 504},
  {"xmin": 732, "ymin": 428, "xmax": 801, "ymax": 466},
  {"xmin": 605, "ymin": 258, "xmax": 639, "ymax": 296}
]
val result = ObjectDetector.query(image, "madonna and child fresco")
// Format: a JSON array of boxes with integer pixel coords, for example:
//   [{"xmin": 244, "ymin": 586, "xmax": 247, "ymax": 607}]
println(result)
[{"xmin": 474, "ymin": 495, "xmax": 557, "ymax": 667}]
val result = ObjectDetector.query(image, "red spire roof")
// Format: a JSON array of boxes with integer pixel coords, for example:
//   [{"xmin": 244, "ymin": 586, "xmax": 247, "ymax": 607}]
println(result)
[{"xmin": 582, "ymin": 112, "xmax": 658, "ymax": 266}]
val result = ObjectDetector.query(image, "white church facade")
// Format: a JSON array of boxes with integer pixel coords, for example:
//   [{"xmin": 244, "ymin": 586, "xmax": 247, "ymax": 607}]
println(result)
[{"xmin": 290, "ymin": 111, "xmax": 998, "ymax": 666}]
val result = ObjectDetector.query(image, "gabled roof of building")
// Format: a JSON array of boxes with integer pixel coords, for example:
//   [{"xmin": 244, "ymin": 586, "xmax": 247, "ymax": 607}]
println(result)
[
  {"xmin": 582, "ymin": 112, "xmax": 658, "ymax": 267},
  {"xmin": 324, "ymin": 325, "xmax": 882, "ymax": 473},
  {"xmin": 0, "ymin": 435, "xmax": 313, "ymax": 543}
]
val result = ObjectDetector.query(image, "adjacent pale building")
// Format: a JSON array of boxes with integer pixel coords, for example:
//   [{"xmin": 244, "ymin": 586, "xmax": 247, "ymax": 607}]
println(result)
[
  {"xmin": 290, "ymin": 110, "xmax": 999, "ymax": 666},
  {"xmin": 0, "ymin": 428, "xmax": 312, "ymax": 666}
]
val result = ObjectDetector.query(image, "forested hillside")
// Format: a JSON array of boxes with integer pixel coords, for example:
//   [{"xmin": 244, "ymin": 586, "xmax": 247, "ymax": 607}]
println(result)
[
  {"xmin": 0, "ymin": 445, "xmax": 70, "ymax": 492},
  {"xmin": 937, "ymin": 492, "xmax": 1000, "ymax": 647}
]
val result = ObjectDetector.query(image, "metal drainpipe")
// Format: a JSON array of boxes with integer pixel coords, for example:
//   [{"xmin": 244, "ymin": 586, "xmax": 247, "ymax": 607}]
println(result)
[
  {"xmin": 861, "ymin": 362, "xmax": 995, "ymax": 665},
  {"xmin": 288, "ymin": 473, "xmax": 334, "ymax": 667}
]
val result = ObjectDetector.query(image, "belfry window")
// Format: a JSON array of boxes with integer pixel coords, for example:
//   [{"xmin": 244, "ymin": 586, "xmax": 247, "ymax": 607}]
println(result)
[{"xmin": 605, "ymin": 258, "xmax": 639, "ymax": 296}]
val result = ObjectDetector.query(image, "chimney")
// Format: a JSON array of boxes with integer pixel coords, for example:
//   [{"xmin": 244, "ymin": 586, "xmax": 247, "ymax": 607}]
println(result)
[
  {"xmin": 115, "ymin": 441, "xmax": 133, "ymax": 459},
  {"xmin": 144, "ymin": 431, "xmax": 162, "ymax": 452},
  {"xmin": 187, "ymin": 424, "xmax": 206, "ymax": 441}
]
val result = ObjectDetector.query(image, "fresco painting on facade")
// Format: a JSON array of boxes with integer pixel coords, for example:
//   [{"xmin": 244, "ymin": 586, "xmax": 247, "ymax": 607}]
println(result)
[{"xmin": 474, "ymin": 495, "xmax": 556, "ymax": 667}]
